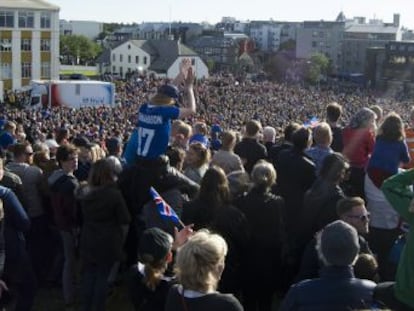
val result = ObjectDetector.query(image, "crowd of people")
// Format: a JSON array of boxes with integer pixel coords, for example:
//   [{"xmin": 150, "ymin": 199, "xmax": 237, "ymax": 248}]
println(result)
[{"xmin": 0, "ymin": 58, "xmax": 412, "ymax": 311}]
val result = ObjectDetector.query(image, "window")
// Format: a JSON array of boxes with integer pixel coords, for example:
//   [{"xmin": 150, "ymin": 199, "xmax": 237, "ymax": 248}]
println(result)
[
  {"xmin": 40, "ymin": 39, "xmax": 50, "ymax": 51},
  {"xmin": 40, "ymin": 12, "xmax": 51, "ymax": 28},
  {"xmin": 21, "ymin": 62, "xmax": 32, "ymax": 78},
  {"xmin": 112, "ymin": 65, "xmax": 116, "ymax": 73},
  {"xmin": 0, "ymin": 63, "xmax": 11, "ymax": 79},
  {"xmin": 128, "ymin": 44, "xmax": 131, "ymax": 49},
  {"xmin": 41, "ymin": 62, "xmax": 51, "ymax": 78},
  {"xmin": 191, "ymin": 58, "xmax": 195, "ymax": 65},
  {"xmin": 18, "ymin": 11, "xmax": 34, "ymax": 28},
  {"xmin": 0, "ymin": 38, "xmax": 11, "ymax": 51},
  {"xmin": 143, "ymin": 56, "xmax": 147, "ymax": 65},
  {"xmin": 135, "ymin": 55, "xmax": 139, "ymax": 64},
  {"xmin": 0, "ymin": 11, "xmax": 14, "ymax": 27},
  {"xmin": 128, "ymin": 55, "xmax": 131, "ymax": 63},
  {"xmin": 21, "ymin": 39, "xmax": 31, "ymax": 51},
  {"xmin": 120, "ymin": 54, "xmax": 123, "ymax": 62},
  {"xmin": 112, "ymin": 54, "xmax": 115, "ymax": 62}
]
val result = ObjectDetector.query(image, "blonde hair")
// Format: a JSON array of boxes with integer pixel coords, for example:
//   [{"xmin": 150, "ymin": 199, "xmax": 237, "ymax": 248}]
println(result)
[
  {"xmin": 251, "ymin": 160, "xmax": 276, "ymax": 189},
  {"xmin": 175, "ymin": 230, "xmax": 228, "ymax": 292},
  {"xmin": 313, "ymin": 122, "xmax": 332, "ymax": 146},
  {"xmin": 221, "ymin": 131, "xmax": 236, "ymax": 150}
]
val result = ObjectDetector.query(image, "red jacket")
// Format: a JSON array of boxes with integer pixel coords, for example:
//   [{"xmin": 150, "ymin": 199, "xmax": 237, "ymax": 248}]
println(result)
[{"xmin": 342, "ymin": 127, "xmax": 375, "ymax": 168}]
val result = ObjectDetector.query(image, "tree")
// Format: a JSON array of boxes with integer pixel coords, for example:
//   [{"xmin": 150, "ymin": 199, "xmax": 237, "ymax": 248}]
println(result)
[
  {"xmin": 304, "ymin": 53, "xmax": 330, "ymax": 85},
  {"xmin": 310, "ymin": 53, "xmax": 329, "ymax": 75},
  {"xmin": 279, "ymin": 39, "xmax": 296, "ymax": 51},
  {"xmin": 60, "ymin": 35, "xmax": 102, "ymax": 65},
  {"xmin": 264, "ymin": 52, "xmax": 291, "ymax": 82}
]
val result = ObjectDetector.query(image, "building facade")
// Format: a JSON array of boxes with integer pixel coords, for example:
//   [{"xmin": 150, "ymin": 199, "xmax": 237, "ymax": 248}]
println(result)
[
  {"xmin": 60, "ymin": 20, "xmax": 103, "ymax": 40},
  {"xmin": 249, "ymin": 22, "xmax": 283, "ymax": 52},
  {"xmin": 0, "ymin": 0, "xmax": 59, "ymax": 91},
  {"xmin": 296, "ymin": 21, "xmax": 345, "ymax": 73},
  {"xmin": 107, "ymin": 39, "xmax": 208, "ymax": 79},
  {"xmin": 342, "ymin": 15, "xmax": 401, "ymax": 74}
]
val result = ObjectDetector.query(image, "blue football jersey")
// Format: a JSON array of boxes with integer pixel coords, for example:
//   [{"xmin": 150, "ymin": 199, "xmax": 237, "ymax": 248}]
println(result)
[{"xmin": 135, "ymin": 103, "xmax": 179, "ymax": 159}]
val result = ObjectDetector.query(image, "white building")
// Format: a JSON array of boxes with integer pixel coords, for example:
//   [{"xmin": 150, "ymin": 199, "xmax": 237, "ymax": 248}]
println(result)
[
  {"xmin": 60, "ymin": 20, "xmax": 103, "ymax": 40},
  {"xmin": 250, "ymin": 22, "xmax": 283, "ymax": 52},
  {"xmin": 0, "ymin": 0, "xmax": 60, "ymax": 91},
  {"xmin": 107, "ymin": 39, "xmax": 208, "ymax": 79}
]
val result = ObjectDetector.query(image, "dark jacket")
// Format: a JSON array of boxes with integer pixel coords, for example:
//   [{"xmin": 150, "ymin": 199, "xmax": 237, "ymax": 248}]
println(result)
[
  {"xmin": 280, "ymin": 266, "xmax": 376, "ymax": 311},
  {"xmin": 48, "ymin": 169, "xmax": 79, "ymax": 231},
  {"xmin": 298, "ymin": 179, "xmax": 345, "ymax": 249},
  {"xmin": 182, "ymin": 198, "xmax": 249, "ymax": 294},
  {"xmin": 1, "ymin": 186, "xmax": 30, "ymax": 261},
  {"xmin": 234, "ymin": 138, "xmax": 267, "ymax": 173},
  {"xmin": 77, "ymin": 183, "xmax": 131, "ymax": 264},
  {"xmin": 127, "ymin": 262, "xmax": 175, "ymax": 311},
  {"xmin": 236, "ymin": 186, "xmax": 286, "ymax": 293},
  {"xmin": 276, "ymin": 148, "xmax": 316, "ymax": 241}
]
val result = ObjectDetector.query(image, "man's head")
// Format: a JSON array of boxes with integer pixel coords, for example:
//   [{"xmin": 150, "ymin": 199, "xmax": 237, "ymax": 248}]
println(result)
[
  {"xmin": 220, "ymin": 131, "xmax": 237, "ymax": 151},
  {"xmin": 244, "ymin": 120, "xmax": 262, "ymax": 139},
  {"xmin": 263, "ymin": 126, "xmax": 276, "ymax": 143},
  {"xmin": 106, "ymin": 137, "xmax": 123, "ymax": 157},
  {"xmin": 292, "ymin": 126, "xmax": 312, "ymax": 151},
  {"xmin": 336, "ymin": 197, "xmax": 369, "ymax": 235},
  {"xmin": 326, "ymin": 102, "xmax": 342, "ymax": 124},
  {"xmin": 313, "ymin": 122, "xmax": 332, "ymax": 147},
  {"xmin": 283, "ymin": 122, "xmax": 301, "ymax": 143},
  {"xmin": 56, "ymin": 144, "xmax": 79, "ymax": 173},
  {"xmin": 316, "ymin": 220, "xmax": 360, "ymax": 267},
  {"xmin": 151, "ymin": 84, "xmax": 180, "ymax": 106}
]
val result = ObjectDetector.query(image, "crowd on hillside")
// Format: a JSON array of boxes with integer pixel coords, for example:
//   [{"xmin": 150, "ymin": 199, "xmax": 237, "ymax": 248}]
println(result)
[{"xmin": 0, "ymin": 59, "xmax": 412, "ymax": 311}]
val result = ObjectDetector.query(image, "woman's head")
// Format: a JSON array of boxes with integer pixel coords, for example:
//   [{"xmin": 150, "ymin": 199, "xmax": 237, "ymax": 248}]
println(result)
[
  {"xmin": 251, "ymin": 160, "xmax": 276, "ymax": 189},
  {"xmin": 88, "ymin": 158, "xmax": 116, "ymax": 187},
  {"xmin": 175, "ymin": 230, "xmax": 228, "ymax": 292},
  {"xmin": 199, "ymin": 166, "xmax": 231, "ymax": 205},
  {"xmin": 349, "ymin": 108, "xmax": 377, "ymax": 130},
  {"xmin": 138, "ymin": 228, "xmax": 174, "ymax": 290},
  {"xmin": 377, "ymin": 112, "xmax": 405, "ymax": 142},
  {"xmin": 185, "ymin": 143, "xmax": 210, "ymax": 168}
]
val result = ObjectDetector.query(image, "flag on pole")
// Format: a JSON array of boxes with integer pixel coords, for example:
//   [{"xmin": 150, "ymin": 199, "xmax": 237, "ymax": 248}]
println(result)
[{"xmin": 149, "ymin": 187, "xmax": 181, "ymax": 226}]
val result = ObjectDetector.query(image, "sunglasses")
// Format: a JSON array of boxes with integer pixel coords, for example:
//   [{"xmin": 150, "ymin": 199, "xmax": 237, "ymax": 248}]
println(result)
[{"xmin": 345, "ymin": 213, "xmax": 370, "ymax": 222}]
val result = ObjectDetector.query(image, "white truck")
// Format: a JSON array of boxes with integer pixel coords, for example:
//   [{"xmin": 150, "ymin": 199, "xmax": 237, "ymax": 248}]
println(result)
[
  {"xmin": 30, "ymin": 80, "xmax": 115, "ymax": 109},
  {"xmin": 0, "ymin": 81, "xmax": 3, "ymax": 104}
]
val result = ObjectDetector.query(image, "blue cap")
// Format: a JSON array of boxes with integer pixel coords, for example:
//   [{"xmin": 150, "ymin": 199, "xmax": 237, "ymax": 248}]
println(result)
[
  {"xmin": 211, "ymin": 124, "xmax": 222, "ymax": 133},
  {"xmin": 158, "ymin": 84, "xmax": 180, "ymax": 102}
]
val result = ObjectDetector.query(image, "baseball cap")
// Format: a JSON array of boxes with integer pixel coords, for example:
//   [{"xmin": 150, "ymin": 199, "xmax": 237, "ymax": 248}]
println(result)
[
  {"xmin": 138, "ymin": 227, "xmax": 173, "ymax": 264},
  {"xmin": 150, "ymin": 84, "xmax": 180, "ymax": 105},
  {"xmin": 72, "ymin": 136, "xmax": 93, "ymax": 148}
]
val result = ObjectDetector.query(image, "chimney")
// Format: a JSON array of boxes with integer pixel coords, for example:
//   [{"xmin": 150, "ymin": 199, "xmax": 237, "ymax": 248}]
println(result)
[{"xmin": 393, "ymin": 13, "xmax": 400, "ymax": 27}]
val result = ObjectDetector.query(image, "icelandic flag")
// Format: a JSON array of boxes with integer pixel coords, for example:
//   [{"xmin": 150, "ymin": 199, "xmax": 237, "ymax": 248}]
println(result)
[
  {"xmin": 304, "ymin": 116, "xmax": 319, "ymax": 128},
  {"xmin": 149, "ymin": 187, "xmax": 181, "ymax": 226}
]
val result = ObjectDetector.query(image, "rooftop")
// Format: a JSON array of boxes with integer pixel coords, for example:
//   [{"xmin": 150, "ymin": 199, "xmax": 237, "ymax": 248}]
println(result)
[
  {"xmin": 1, "ymin": 0, "xmax": 59, "ymax": 10},
  {"xmin": 345, "ymin": 24, "xmax": 399, "ymax": 34}
]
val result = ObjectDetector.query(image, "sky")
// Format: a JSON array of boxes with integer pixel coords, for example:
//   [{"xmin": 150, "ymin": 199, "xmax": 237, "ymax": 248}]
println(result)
[{"xmin": 51, "ymin": 0, "xmax": 414, "ymax": 30}]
